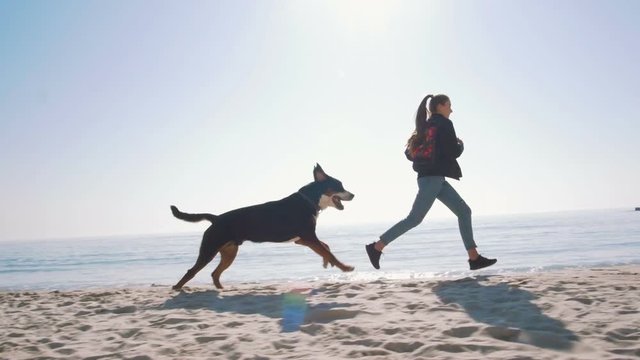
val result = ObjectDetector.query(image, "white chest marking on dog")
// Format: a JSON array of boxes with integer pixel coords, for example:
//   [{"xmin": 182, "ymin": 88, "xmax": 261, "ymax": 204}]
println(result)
[
  {"xmin": 286, "ymin": 236, "xmax": 301, "ymax": 243},
  {"xmin": 319, "ymin": 194, "xmax": 332, "ymax": 210}
]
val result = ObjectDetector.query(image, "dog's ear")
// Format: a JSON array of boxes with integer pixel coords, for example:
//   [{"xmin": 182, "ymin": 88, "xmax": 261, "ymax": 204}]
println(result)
[{"xmin": 313, "ymin": 163, "xmax": 327, "ymax": 182}]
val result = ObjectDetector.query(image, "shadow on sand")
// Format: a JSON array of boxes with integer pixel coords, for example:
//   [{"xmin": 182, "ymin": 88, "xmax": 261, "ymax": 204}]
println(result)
[
  {"xmin": 433, "ymin": 276, "xmax": 578, "ymax": 351},
  {"xmin": 162, "ymin": 289, "xmax": 357, "ymax": 333}
]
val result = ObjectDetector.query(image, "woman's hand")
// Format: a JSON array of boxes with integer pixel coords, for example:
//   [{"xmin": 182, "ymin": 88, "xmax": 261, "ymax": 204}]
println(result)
[{"xmin": 456, "ymin": 138, "xmax": 464, "ymax": 156}]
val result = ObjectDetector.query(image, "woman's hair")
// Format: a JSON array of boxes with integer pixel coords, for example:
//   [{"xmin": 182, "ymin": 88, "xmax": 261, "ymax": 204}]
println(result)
[{"xmin": 406, "ymin": 94, "xmax": 450, "ymax": 150}]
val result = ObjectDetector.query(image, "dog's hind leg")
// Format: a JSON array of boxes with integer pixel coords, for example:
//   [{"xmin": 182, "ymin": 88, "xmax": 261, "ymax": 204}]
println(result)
[
  {"xmin": 173, "ymin": 226, "xmax": 223, "ymax": 290},
  {"xmin": 172, "ymin": 252, "xmax": 215, "ymax": 291},
  {"xmin": 211, "ymin": 242, "xmax": 239, "ymax": 289}
]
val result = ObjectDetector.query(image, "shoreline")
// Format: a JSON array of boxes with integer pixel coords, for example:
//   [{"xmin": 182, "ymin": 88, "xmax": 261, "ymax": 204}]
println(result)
[
  {"xmin": 2, "ymin": 260, "xmax": 639, "ymax": 293},
  {"xmin": 2, "ymin": 265, "xmax": 639, "ymax": 359}
]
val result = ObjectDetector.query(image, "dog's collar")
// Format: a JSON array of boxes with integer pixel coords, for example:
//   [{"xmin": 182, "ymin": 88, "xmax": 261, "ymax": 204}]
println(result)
[{"xmin": 297, "ymin": 191, "xmax": 320, "ymax": 212}]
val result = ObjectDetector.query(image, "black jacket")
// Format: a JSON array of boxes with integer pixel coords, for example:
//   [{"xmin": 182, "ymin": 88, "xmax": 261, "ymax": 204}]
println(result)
[{"xmin": 405, "ymin": 114, "xmax": 464, "ymax": 180}]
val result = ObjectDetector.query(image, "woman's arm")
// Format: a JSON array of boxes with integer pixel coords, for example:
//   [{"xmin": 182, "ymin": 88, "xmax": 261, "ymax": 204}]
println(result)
[{"xmin": 440, "ymin": 120, "xmax": 463, "ymax": 159}]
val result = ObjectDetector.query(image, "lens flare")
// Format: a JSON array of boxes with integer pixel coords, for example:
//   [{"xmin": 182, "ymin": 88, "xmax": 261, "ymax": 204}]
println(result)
[{"xmin": 281, "ymin": 289, "xmax": 309, "ymax": 332}]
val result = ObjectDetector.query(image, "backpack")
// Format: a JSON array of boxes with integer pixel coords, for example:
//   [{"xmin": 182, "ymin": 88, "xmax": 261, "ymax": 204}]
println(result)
[{"xmin": 405, "ymin": 121, "xmax": 438, "ymax": 165}]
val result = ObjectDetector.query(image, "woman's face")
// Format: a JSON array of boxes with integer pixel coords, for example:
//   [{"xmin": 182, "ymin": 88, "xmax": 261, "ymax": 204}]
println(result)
[{"xmin": 437, "ymin": 101, "xmax": 453, "ymax": 118}]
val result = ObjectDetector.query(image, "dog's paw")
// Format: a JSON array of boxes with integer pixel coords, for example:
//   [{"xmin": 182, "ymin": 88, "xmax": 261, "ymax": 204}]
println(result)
[{"xmin": 341, "ymin": 265, "xmax": 355, "ymax": 272}]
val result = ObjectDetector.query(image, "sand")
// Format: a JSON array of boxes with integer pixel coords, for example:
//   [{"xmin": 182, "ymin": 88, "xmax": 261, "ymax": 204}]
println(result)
[{"xmin": 1, "ymin": 265, "xmax": 639, "ymax": 360}]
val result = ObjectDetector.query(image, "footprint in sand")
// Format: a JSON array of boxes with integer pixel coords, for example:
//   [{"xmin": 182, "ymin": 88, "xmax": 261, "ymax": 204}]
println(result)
[
  {"xmin": 617, "ymin": 309, "xmax": 639, "ymax": 315},
  {"xmin": 245, "ymin": 356, "xmax": 270, "ymax": 360},
  {"xmin": 111, "ymin": 305, "xmax": 137, "ymax": 314},
  {"xmin": 429, "ymin": 343, "xmax": 500, "ymax": 354},
  {"xmin": 482, "ymin": 326, "xmax": 521, "ymax": 341},
  {"xmin": 159, "ymin": 347, "xmax": 177, "ymax": 356},
  {"xmin": 342, "ymin": 339, "xmax": 383, "ymax": 347},
  {"xmin": 432, "ymin": 343, "xmax": 467, "ymax": 353},
  {"xmin": 152, "ymin": 317, "xmax": 200, "ymax": 326},
  {"xmin": 401, "ymin": 283, "xmax": 419, "ymax": 288},
  {"xmin": 46, "ymin": 342, "xmax": 65, "ymax": 349},
  {"xmin": 347, "ymin": 326, "xmax": 367, "ymax": 336},
  {"xmin": 272, "ymin": 339, "xmax": 297, "ymax": 350},
  {"xmin": 118, "ymin": 328, "xmax": 141, "ymax": 339},
  {"xmin": 611, "ymin": 348, "xmax": 640, "ymax": 357},
  {"xmin": 299, "ymin": 324, "xmax": 324, "ymax": 335},
  {"xmin": 606, "ymin": 328, "xmax": 640, "ymax": 342},
  {"xmin": 383, "ymin": 341, "xmax": 424, "ymax": 353},
  {"xmin": 347, "ymin": 349, "xmax": 390, "ymax": 357},
  {"xmin": 304, "ymin": 309, "xmax": 359, "ymax": 323},
  {"xmin": 238, "ymin": 334, "xmax": 254, "ymax": 342},
  {"xmin": 443, "ymin": 325, "xmax": 480, "ymax": 338},
  {"xmin": 55, "ymin": 348, "xmax": 75, "ymax": 355},
  {"xmin": 195, "ymin": 335, "xmax": 228, "ymax": 344},
  {"xmin": 224, "ymin": 321, "xmax": 244, "ymax": 328},
  {"xmin": 428, "ymin": 305, "xmax": 461, "ymax": 313},
  {"xmin": 382, "ymin": 328, "xmax": 401, "ymax": 335},
  {"xmin": 566, "ymin": 297, "xmax": 594, "ymax": 305},
  {"xmin": 174, "ymin": 324, "xmax": 198, "ymax": 331},
  {"xmin": 57, "ymin": 321, "xmax": 76, "ymax": 328},
  {"xmin": 405, "ymin": 303, "xmax": 427, "ymax": 311}
]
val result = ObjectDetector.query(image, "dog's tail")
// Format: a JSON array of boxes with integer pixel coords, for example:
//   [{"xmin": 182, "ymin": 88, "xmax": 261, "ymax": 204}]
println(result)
[{"xmin": 170, "ymin": 205, "xmax": 217, "ymax": 224}]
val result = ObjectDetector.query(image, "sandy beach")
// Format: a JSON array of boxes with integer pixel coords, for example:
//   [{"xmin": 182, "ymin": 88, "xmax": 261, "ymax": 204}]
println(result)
[{"xmin": 1, "ymin": 265, "xmax": 639, "ymax": 360}]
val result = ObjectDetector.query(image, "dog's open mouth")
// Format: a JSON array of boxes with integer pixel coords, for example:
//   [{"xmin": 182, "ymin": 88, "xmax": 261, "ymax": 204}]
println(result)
[
  {"xmin": 331, "ymin": 194, "xmax": 354, "ymax": 210},
  {"xmin": 332, "ymin": 196, "xmax": 344, "ymax": 210}
]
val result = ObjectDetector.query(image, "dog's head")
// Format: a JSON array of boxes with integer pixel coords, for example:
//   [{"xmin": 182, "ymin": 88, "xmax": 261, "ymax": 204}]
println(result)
[{"xmin": 312, "ymin": 163, "xmax": 354, "ymax": 211}]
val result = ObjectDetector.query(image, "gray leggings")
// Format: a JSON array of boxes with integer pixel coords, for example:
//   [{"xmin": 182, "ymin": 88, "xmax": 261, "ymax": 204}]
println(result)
[{"xmin": 380, "ymin": 176, "xmax": 477, "ymax": 250}]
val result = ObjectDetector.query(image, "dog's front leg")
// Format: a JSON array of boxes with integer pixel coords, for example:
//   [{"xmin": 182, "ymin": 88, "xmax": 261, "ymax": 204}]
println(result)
[
  {"xmin": 295, "ymin": 239, "xmax": 333, "ymax": 268},
  {"xmin": 319, "ymin": 241, "xmax": 332, "ymax": 268},
  {"xmin": 296, "ymin": 236, "xmax": 354, "ymax": 272}
]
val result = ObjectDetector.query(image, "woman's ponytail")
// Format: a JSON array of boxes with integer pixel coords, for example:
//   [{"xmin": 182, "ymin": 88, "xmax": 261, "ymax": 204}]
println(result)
[
  {"xmin": 407, "ymin": 94, "xmax": 433, "ymax": 150},
  {"xmin": 416, "ymin": 94, "xmax": 432, "ymax": 126}
]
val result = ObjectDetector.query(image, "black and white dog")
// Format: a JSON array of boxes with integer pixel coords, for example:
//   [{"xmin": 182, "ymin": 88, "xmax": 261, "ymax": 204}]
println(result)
[{"xmin": 170, "ymin": 164, "xmax": 355, "ymax": 290}]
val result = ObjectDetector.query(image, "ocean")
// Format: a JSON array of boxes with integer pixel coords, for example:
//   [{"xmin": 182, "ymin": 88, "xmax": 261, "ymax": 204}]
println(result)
[{"xmin": 1, "ymin": 208, "xmax": 639, "ymax": 291}]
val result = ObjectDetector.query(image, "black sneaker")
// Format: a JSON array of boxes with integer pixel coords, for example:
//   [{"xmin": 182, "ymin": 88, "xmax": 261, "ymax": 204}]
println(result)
[
  {"xmin": 469, "ymin": 255, "xmax": 497, "ymax": 270},
  {"xmin": 365, "ymin": 243, "xmax": 382, "ymax": 270}
]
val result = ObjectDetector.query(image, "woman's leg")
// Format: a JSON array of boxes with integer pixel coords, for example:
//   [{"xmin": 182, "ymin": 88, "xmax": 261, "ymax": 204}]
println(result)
[
  {"xmin": 375, "ymin": 176, "xmax": 445, "ymax": 251},
  {"xmin": 436, "ymin": 181, "xmax": 478, "ymax": 258}
]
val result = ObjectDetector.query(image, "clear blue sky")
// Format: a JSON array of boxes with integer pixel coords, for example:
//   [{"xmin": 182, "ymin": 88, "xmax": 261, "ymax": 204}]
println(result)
[{"xmin": 1, "ymin": 0, "xmax": 639, "ymax": 241}]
